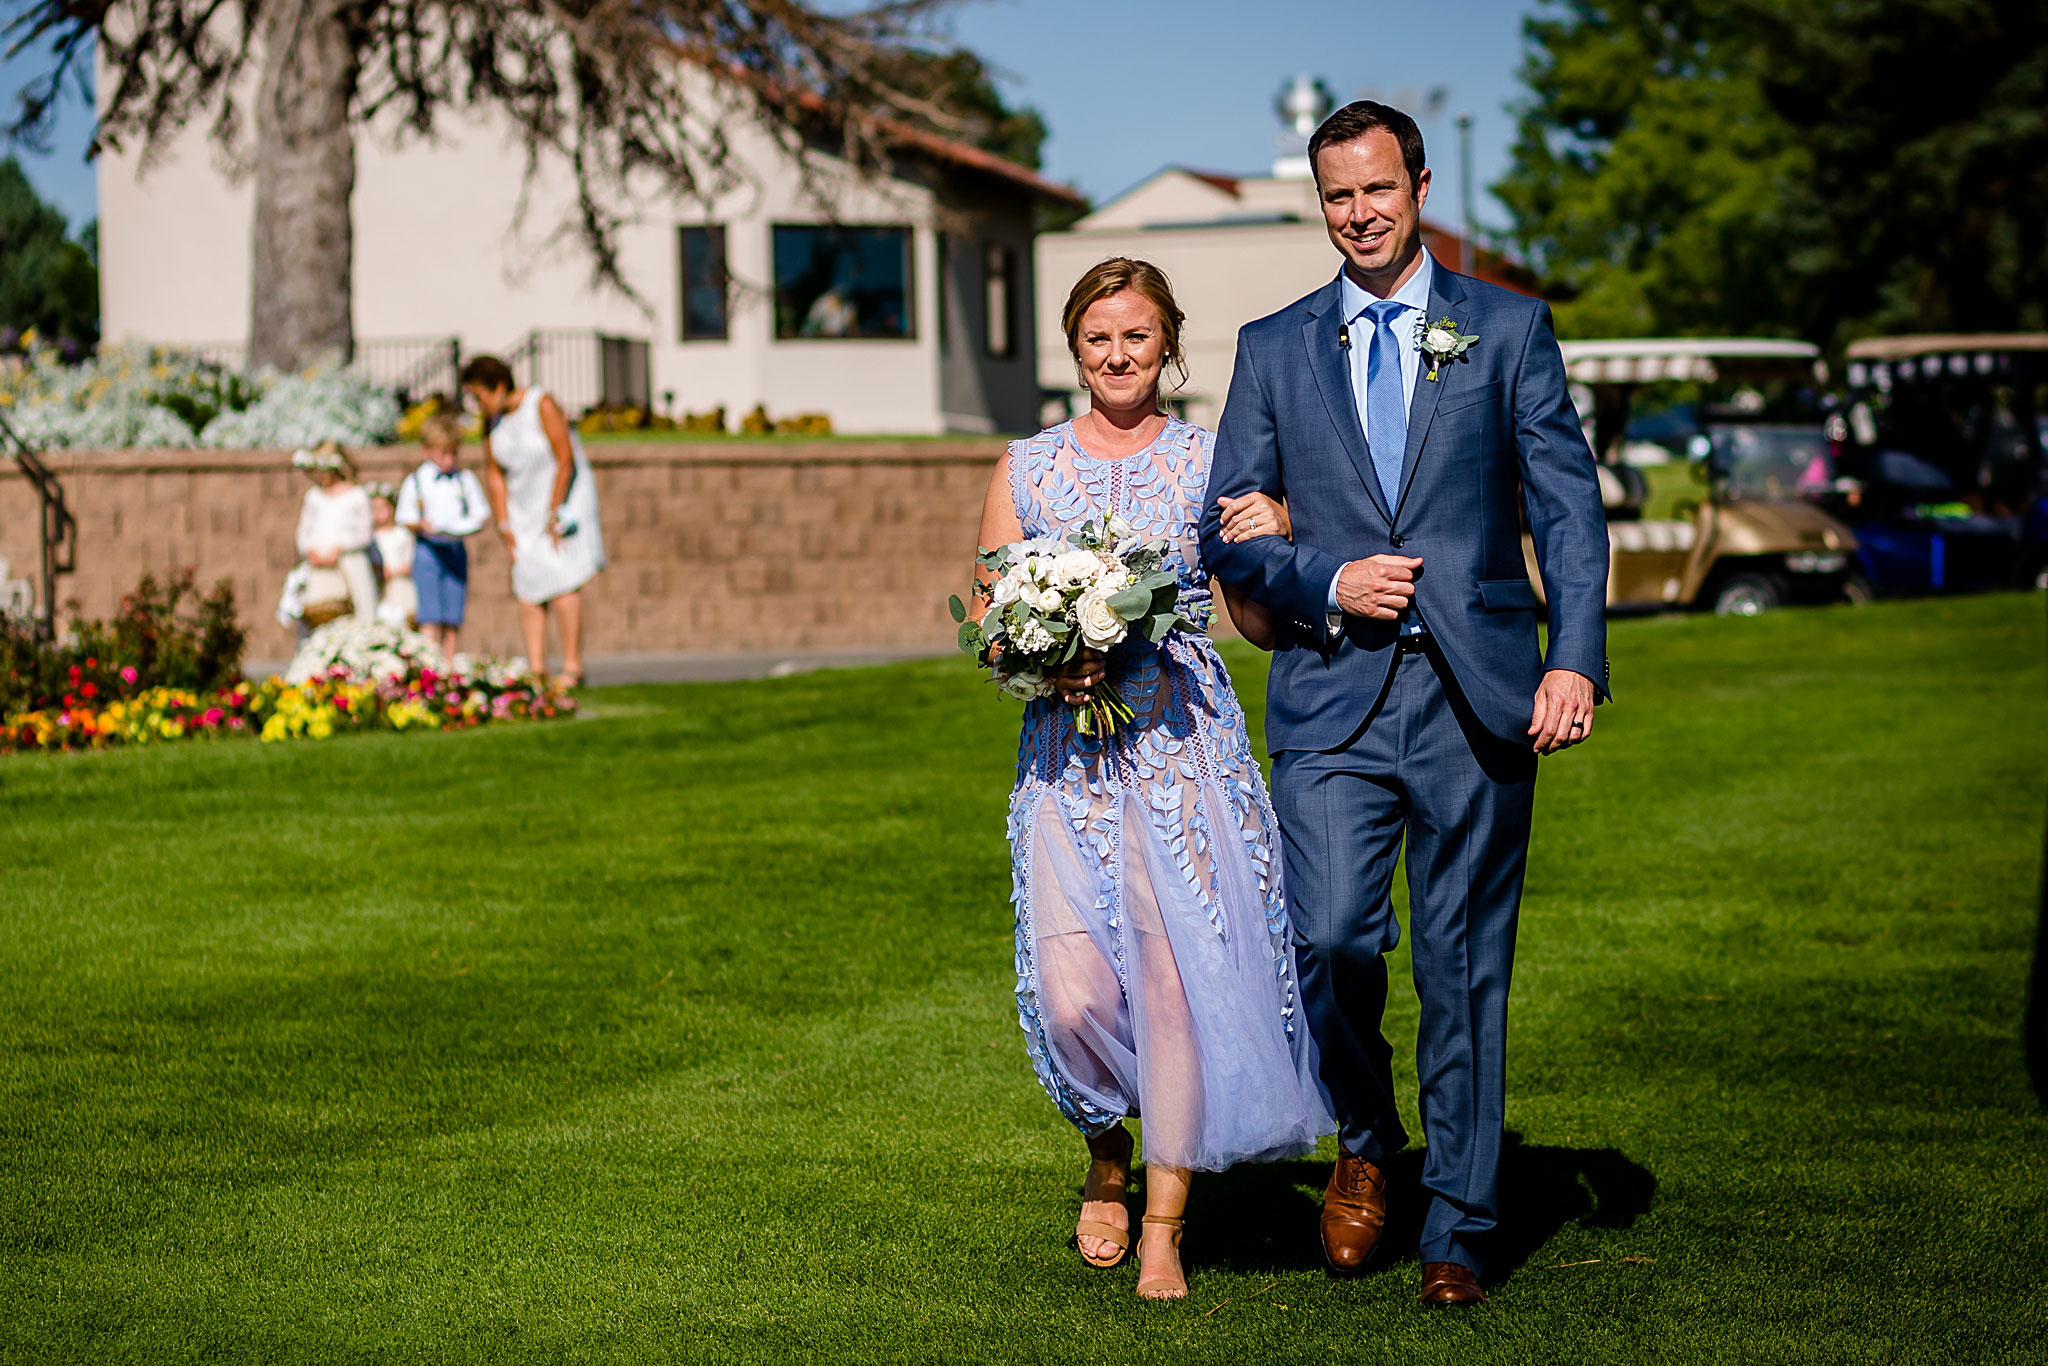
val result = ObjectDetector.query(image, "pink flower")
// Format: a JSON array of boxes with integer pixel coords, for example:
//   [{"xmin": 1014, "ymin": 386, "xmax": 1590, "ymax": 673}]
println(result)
[
  {"xmin": 200, "ymin": 708, "xmax": 225, "ymax": 727},
  {"xmin": 120, "ymin": 666, "xmax": 139, "ymax": 685}
]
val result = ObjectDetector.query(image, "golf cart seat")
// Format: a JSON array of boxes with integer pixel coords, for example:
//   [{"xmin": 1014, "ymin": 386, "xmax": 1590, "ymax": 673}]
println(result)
[{"xmin": 1608, "ymin": 519, "xmax": 1697, "ymax": 554}]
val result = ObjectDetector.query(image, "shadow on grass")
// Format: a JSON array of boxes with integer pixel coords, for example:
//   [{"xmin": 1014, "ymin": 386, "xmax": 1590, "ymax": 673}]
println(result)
[{"xmin": 1170, "ymin": 1132, "xmax": 1655, "ymax": 1281}]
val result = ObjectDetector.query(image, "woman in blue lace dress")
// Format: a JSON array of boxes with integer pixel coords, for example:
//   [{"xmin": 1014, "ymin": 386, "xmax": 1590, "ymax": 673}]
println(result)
[{"xmin": 974, "ymin": 259, "xmax": 1335, "ymax": 1299}]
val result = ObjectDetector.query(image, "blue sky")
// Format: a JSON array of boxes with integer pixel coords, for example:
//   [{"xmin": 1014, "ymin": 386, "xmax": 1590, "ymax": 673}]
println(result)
[{"xmin": 1, "ymin": 0, "xmax": 1545, "ymax": 234}]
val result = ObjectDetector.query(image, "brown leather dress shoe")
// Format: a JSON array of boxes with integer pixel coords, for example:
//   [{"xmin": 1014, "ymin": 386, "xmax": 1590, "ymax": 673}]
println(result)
[
  {"xmin": 1420, "ymin": 1261, "xmax": 1487, "ymax": 1308},
  {"xmin": 1319, "ymin": 1152, "xmax": 1387, "ymax": 1272}
]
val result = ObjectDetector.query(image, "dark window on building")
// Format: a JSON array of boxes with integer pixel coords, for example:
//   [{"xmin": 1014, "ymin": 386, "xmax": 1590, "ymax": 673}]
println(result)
[
  {"xmin": 772, "ymin": 225, "xmax": 914, "ymax": 339},
  {"xmin": 936, "ymin": 233, "xmax": 951, "ymax": 348},
  {"xmin": 983, "ymin": 242, "xmax": 1017, "ymax": 359},
  {"xmin": 679, "ymin": 225, "xmax": 728, "ymax": 341}
]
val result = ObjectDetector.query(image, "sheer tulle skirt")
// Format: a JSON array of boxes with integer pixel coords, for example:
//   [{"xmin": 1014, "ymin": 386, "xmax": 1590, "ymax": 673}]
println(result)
[{"xmin": 1009, "ymin": 644, "xmax": 1335, "ymax": 1172}]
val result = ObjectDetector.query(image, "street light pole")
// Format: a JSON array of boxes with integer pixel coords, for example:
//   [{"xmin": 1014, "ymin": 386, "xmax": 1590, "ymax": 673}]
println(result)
[{"xmin": 1456, "ymin": 112, "xmax": 1474, "ymax": 275}]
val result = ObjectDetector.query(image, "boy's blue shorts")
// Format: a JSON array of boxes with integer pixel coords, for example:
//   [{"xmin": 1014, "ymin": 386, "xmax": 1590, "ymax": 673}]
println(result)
[{"xmin": 414, "ymin": 539, "xmax": 469, "ymax": 626}]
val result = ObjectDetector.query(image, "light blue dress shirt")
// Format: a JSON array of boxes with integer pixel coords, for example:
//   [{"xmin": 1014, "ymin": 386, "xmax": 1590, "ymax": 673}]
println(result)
[{"xmin": 1327, "ymin": 251, "xmax": 1436, "ymax": 634}]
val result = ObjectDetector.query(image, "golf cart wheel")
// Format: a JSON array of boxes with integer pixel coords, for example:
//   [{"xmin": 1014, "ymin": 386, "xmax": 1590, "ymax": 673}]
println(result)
[
  {"xmin": 1842, "ymin": 573, "xmax": 1875, "ymax": 606},
  {"xmin": 1713, "ymin": 573, "xmax": 1782, "ymax": 617}
]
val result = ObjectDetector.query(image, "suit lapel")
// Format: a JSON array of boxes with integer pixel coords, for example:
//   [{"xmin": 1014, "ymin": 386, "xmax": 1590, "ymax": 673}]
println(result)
[
  {"xmin": 1393, "ymin": 266, "xmax": 1472, "ymax": 520},
  {"xmin": 1301, "ymin": 279, "xmax": 1393, "ymax": 525}
]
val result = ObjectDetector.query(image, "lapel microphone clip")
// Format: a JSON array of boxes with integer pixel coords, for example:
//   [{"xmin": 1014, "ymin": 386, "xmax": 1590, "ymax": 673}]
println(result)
[{"xmin": 1337, "ymin": 323, "xmax": 1351, "ymax": 350}]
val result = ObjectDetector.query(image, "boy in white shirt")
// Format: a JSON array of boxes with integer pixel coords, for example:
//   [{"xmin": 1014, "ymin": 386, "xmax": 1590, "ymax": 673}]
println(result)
[{"xmin": 396, "ymin": 413, "xmax": 490, "ymax": 654}]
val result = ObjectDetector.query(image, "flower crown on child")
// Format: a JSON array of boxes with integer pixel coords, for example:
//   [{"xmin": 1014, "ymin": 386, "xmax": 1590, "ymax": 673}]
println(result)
[
  {"xmin": 363, "ymin": 480, "xmax": 399, "ymax": 502},
  {"xmin": 291, "ymin": 446, "xmax": 350, "ymax": 474}
]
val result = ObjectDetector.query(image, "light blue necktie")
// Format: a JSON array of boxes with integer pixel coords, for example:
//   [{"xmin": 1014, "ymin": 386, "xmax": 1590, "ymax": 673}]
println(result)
[{"xmin": 1364, "ymin": 298, "xmax": 1408, "ymax": 509}]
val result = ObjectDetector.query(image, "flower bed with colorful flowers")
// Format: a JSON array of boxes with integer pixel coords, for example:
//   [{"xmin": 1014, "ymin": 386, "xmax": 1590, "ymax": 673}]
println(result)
[{"xmin": 2, "ymin": 611, "xmax": 573, "ymax": 756}]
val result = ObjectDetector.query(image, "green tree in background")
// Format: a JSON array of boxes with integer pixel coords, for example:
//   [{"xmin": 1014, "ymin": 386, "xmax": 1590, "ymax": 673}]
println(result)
[
  {"xmin": 1499, "ymin": 0, "xmax": 2048, "ymax": 346},
  {"xmin": 871, "ymin": 49, "xmax": 1050, "ymax": 172},
  {"xmin": 0, "ymin": 155, "xmax": 95, "ymax": 346},
  {"xmin": 1754, "ymin": 0, "xmax": 2048, "ymax": 341},
  {"xmin": 1496, "ymin": 1, "xmax": 1807, "ymax": 339},
  {"xmin": 867, "ymin": 48, "xmax": 1084, "ymax": 229}
]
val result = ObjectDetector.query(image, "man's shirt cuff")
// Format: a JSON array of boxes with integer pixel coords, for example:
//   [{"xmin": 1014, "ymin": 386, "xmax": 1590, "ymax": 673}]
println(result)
[{"xmin": 1326, "ymin": 567, "xmax": 1345, "ymax": 635}]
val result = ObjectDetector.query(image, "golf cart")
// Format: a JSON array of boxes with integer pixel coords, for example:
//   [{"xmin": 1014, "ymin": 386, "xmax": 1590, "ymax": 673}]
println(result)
[
  {"xmin": 1522, "ymin": 338, "xmax": 1860, "ymax": 616},
  {"xmin": 1828, "ymin": 334, "xmax": 2048, "ymax": 595}
]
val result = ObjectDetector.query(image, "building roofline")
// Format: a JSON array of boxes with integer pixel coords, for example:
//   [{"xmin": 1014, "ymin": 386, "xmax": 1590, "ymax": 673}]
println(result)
[
  {"xmin": 879, "ymin": 119, "xmax": 1088, "ymax": 207},
  {"xmin": 1180, "ymin": 168, "xmax": 1243, "ymax": 196},
  {"xmin": 758, "ymin": 76, "xmax": 1086, "ymax": 209}
]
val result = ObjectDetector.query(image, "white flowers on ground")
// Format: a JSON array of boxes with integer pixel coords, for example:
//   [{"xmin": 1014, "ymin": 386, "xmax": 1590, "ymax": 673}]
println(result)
[
  {"xmin": 949, "ymin": 513, "xmax": 1201, "ymax": 738},
  {"xmin": 285, "ymin": 619, "xmax": 448, "ymax": 685}
]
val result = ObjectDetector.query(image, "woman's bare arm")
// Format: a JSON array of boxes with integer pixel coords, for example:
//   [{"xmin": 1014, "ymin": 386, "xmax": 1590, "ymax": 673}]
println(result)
[
  {"xmin": 1221, "ymin": 584, "xmax": 1280, "ymax": 650},
  {"xmin": 482, "ymin": 443, "xmax": 514, "ymax": 560},
  {"xmin": 537, "ymin": 397, "xmax": 578, "ymax": 539},
  {"xmin": 972, "ymin": 449, "xmax": 1025, "ymax": 610}
]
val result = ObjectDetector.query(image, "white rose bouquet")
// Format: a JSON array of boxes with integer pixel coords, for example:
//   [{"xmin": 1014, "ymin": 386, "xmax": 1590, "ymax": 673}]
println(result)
[{"xmin": 949, "ymin": 513, "xmax": 1199, "ymax": 737}]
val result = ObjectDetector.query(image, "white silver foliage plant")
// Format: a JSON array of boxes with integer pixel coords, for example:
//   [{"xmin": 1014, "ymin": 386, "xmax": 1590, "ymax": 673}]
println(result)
[
  {"xmin": 203, "ymin": 369, "xmax": 401, "ymax": 450},
  {"xmin": 0, "ymin": 343, "xmax": 400, "ymax": 449}
]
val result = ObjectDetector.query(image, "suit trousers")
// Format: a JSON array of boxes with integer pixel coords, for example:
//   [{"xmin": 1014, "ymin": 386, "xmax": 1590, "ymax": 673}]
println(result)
[{"xmin": 1270, "ymin": 640, "xmax": 1537, "ymax": 1272}]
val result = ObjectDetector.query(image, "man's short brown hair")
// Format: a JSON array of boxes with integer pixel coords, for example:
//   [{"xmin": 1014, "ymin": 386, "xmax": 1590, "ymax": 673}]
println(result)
[{"xmin": 1309, "ymin": 100, "xmax": 1427, "ymax": 193}]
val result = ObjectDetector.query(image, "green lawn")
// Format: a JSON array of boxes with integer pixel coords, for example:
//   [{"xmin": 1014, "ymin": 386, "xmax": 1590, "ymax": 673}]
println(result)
[{"xmin": 3, "ymin": 595, "xmax": 2044, "ymax": 1364}]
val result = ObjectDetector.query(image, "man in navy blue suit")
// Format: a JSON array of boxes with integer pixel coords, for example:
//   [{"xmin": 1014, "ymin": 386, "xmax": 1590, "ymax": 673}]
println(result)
[{"xmin": 1199, "ymin": 101, "xmax": 1610, "ymax": 1308}]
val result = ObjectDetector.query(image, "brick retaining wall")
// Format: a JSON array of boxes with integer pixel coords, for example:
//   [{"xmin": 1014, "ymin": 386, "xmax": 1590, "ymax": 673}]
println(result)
[{"xmin": 0, "ymin": 440, "xmax": 1007, "ymax": 663}]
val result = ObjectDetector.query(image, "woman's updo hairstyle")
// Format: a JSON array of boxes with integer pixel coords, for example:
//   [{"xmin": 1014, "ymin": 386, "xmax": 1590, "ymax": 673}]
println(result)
[{"xmin": 1061, "ymin": 257, "xmax": 1189, "ymax": 400}]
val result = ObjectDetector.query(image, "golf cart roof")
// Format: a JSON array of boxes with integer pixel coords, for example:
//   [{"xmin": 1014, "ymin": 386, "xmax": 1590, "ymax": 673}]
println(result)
[
  {"xmin": 1845, "ymin": 333, "xmax": 2048, "ymax": 361},
  {"xmin": 1558, "ymin": 338, "xmax": 1822, "ymax": 384}
]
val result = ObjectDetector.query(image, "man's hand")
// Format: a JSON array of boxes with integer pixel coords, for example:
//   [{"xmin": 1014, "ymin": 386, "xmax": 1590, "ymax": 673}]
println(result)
[
  {"xmin": 1528, "ymin": 669, "xmax": 1596, "ymax": 754},
  {"xmin": 1334, "ymin": 556, "xmax": 1424, "ymax": 620}
]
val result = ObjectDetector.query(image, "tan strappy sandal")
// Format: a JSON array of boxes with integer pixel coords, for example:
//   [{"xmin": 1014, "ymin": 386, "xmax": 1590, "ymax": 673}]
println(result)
[
  {"xmin": 1135, "ymin": 1215, "xmax": 1187, "ymax": 1299},
  {"xmin": 1076, "ymin": 1212, "xmax": 1129, "ymax": 1269},
  {"xmin": 1076, "ymin": 1130, "xmax": 1133, "ymax": 1269}
]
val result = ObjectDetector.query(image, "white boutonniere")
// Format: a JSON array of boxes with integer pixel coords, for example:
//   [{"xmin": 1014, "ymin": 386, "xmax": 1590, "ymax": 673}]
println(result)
[{"xmin": 1416, "ymin": 316, "xmax": 1478, "ymax": 381}]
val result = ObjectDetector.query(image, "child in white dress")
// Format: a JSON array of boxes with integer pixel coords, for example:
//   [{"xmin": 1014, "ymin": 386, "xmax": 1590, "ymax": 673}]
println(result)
[
  {"xmin": 284, "ymin": 443, "xmax": 376, "ymax": 635},
  {"xmin": 366, "ymin": 483, "xmax": 418, "ymax": 629}
]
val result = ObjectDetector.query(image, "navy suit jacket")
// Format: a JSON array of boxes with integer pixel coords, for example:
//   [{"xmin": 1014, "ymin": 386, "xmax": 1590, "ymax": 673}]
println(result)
[{"xmin": 1200, "ymin": 264, "xmax": 1610, "ymax": 751}]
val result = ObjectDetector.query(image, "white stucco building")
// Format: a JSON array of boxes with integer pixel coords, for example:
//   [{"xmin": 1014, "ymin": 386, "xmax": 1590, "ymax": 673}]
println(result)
[{"xmin": 97, "ymin": 76, "xmax": 1082, "ymax": 435}]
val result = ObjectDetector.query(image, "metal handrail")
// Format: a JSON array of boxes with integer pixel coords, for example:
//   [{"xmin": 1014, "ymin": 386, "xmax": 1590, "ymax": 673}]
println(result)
[
  {"xmin": 0, "ymin": 409, "xmax": 74, "ymax": 641},
  {"xmin": 387, "ymin": 337, "xmax": 463, "ymax": 402}
]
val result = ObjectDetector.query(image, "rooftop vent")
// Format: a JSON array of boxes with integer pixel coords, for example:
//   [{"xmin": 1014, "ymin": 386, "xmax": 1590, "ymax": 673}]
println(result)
[{"xmin": 1273, "ymin": 75, "xmax": 1333, "ymax": 180}]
